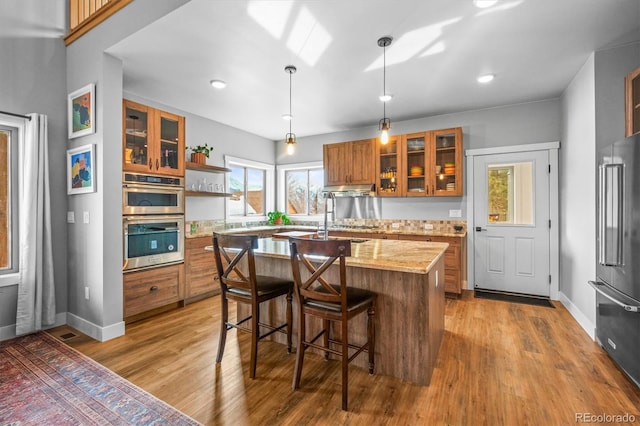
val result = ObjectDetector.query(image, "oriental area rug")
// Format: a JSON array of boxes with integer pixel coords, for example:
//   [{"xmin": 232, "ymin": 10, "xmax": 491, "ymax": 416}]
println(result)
[{"xmin": 0, "ymin": 331, "xmax": 200, "ymax": 425}]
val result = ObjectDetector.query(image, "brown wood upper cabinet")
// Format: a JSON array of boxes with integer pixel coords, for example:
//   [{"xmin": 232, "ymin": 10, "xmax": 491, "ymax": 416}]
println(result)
[
  {"xmin": 323, "ymin": 139, "xmax": 375, "ymax": 186},
  {"xmin": 123, "ymin": 100, "xmax": 185, "ymax": 177},
  {"xmin": 377, "ymin": 127, "xmax": 463, "ymax": 197},
  {"xmin": 626, "ymin": 67, "xmax": 640, "ymax": 137}
]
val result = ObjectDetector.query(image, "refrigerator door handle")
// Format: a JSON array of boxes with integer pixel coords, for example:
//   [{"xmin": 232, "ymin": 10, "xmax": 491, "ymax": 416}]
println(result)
[
  {"xmin": 588, "ymin": 281, "xmax": 640, "ymax": 313},
  {"xmin": 598, "ymin": 164, "xmax": 624, "ymax": 266}
]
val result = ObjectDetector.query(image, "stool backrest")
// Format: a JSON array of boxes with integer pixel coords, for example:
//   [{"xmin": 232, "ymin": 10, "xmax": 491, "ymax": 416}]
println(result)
[
  {"xmin": 289, "ymin": 237, "xmax": 351, "ymax": 306},
  {"xmin": 213, "ymin": 233, "xmax": 258, "ymax": 294}
]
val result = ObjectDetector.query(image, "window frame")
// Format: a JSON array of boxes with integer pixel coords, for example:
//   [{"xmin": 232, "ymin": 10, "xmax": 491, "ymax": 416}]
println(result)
[
  {"xmin": 0, "ymin": 115, "xmax": 24, "ymax": 287},
  {"xmin": 225, "ymin": 155, "xmax": 275, "ymax": 222},
  {"xmin": 277, "ymin": 161, "xmax": 324, "ymax": 221}
]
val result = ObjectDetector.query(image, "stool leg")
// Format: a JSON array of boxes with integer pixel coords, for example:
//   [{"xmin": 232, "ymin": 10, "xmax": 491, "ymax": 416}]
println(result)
[
  {"xmin": 286, "ymin": 290, "xmax": 293, "ymax": 353},
  {"xmin": 368, "ymin": 304, "xmax": 375, "ymax": 375},
  {"xmin": 323, "ymin": 318, "xmax": 330, "ymax": 360},
  {"xmin": 341, "ymin": 318, "xmax": 349, "ymax": 411},
  {"xmin": 292, "ymin": 308, "xmax": 305, "ymax": 390},
  {"xmin": 216, "ymin": 294, "xmax": 228, "ymax": 363},
  {"xmin": 249, "ymin": 302, "xmax": 259, "ymax": 379}
]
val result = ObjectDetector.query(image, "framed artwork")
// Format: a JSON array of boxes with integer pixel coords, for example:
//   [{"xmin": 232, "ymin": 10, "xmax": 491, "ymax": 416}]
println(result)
[
  {"xmin": 68, "ymin": 83, "xmax": 95, "ymax": 139},
  {"xmin": 67, "ymin": 144, "xmax": 95, "ymax": 195}
]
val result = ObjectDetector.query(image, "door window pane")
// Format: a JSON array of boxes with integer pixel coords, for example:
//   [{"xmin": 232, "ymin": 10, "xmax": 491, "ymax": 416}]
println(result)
[{"xmin": 487, "ymin": 161, "xmax": 534, "ymax": 225}]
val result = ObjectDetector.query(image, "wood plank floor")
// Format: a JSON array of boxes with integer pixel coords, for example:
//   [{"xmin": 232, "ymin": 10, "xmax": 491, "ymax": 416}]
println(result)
[{"xmin": 51, "ymin": 291, "xmax": 640, "ymax": 425}]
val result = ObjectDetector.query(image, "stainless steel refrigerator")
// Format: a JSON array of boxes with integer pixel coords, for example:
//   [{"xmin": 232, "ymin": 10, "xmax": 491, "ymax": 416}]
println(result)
[{"xmin": 590, "ymin": 134, "xmax": 640, "ymax": 388}]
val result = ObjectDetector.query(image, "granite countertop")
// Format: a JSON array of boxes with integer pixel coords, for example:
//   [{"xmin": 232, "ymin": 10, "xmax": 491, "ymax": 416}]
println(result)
[
  {"xmin": 326, "ymin": 226, "xmax": 467, "ymax": 238},
  {"xmin": 205, "ymin": 237, "xmax": 448, "ymax": 275}
]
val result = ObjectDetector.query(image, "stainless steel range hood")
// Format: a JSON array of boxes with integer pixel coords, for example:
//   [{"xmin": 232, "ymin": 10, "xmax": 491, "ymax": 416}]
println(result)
[{"xmin": 322, "ymin": 183, "xmax": 375, "ymax": 197}]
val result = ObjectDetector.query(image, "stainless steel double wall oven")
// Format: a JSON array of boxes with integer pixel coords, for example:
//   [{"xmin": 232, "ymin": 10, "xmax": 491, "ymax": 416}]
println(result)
[{"xmin": 122, "ymin": 173, "xmax": 185, "ymax": 271}]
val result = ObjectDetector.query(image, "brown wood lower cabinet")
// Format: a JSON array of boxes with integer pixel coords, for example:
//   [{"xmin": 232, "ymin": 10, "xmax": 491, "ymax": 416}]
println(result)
[
  {"xmin": 185, "ymin": 236, "xmax": 220, "ymax": 302},
  {"xmin": 123, "ymin": 263, "xmax": 185, "ymax": 320},
  {"xmin": 327, "ymin": 230, "xmax": 465, "ymax": 296},
  {"xmin": 398, "ymin": 234, "xmax": 465, "ymax": 296}
]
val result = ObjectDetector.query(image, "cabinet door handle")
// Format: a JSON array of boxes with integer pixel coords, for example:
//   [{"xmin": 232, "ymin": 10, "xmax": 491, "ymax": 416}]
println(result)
[
  {"xmin": 148, "ymin": 159, "xmax": 153, "ymax": 170},
  {"xmin": 155, "ymin": 159, "xmax": 159, "ymax": 170},
  {"xmin": 150, "ymin": 285, "xmax": 159, "ymax": 292}
]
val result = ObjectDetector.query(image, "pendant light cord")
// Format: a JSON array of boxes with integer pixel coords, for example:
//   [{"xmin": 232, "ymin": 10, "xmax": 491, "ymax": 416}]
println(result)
[
  {"xmin": 289, "ymin": 69, "xmax": 293, "ymax": 134},
  {"xmin": 383, "ymin": 42, "xmax": 386, "ymax": 120}
]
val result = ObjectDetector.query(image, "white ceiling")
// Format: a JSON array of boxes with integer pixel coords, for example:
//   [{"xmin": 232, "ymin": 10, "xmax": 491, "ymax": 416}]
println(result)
[{"xmin": 107, "ymin": 0, "xmax": 639, "ymax": 141}]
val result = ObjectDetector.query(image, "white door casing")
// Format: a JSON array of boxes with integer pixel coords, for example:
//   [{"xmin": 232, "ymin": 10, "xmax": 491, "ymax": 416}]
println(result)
[{"xmin": 466, "ymin": 142, "xmax": 560, "ymax": 300}]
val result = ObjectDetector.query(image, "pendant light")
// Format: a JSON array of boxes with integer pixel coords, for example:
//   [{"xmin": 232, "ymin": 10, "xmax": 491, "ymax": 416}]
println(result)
[
  {"xmin": 285, "ymin": 65, "xmax": 297, "ymax": 155},
  {"xmin": 378, "ymin": 36, "xmax": 392, "ymax": 145}
]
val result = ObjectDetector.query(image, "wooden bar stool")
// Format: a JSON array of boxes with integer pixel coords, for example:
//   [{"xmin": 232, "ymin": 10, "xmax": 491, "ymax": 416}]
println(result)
[
  {"xmin": 288, "ymin": 237, "xmax": 376, "ymax": 410},
  {"xmin": 212, "ymin": 233, "xmax": 293, "ymax": 379}
]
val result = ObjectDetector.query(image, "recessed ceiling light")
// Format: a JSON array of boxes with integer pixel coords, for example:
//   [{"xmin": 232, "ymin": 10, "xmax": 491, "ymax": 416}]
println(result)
[
  {"xmin": 379, "ymin": 94, "xmax": 393, "ymax": 102},
  {"xmin": 477, "ymin": 74, "xmax": 495, "ymax": 83},
  {"xmin": 473, "ymin": 0, "xmax": 498, "ymax": 8},
  {"xmin": 282, "ymin": 113, "xmax": 292, "ymax": 121},
  {"xmin": 209, "ymin": 79, "xmax": 227, "ymax": 89}
]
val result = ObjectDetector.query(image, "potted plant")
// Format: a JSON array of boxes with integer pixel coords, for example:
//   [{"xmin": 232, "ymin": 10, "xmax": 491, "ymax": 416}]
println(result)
[
  {"xmin": 267, "ymin": 211, "xmax": 290, "ymax": 225},
  {"xmin": 186, "ymin": 143, "xmax": 212, "ymax": 164}
]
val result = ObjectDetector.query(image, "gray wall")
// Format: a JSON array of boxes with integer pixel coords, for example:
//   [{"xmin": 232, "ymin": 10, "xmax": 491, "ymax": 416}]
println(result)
[
  {"xmin": 65, "ymin": 0, "xmax": 190, "ymax": 339},
  {"xmin": 0, "ymin": 37, "xmax": 68, "ymax": 333},
  {"xmin": 560, "ymin": 54, "xmax": 597, "ymax": 336},
  {"xmin": 278, "ymin": 98, "xmax": 562, "ymax": 220},
  {"xmin": 595, "ymin": 42, "xmax": 640, "ymax": 151}
]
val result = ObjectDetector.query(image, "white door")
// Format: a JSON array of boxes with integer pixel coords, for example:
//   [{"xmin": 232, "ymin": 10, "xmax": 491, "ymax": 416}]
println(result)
[{"xmin": 473, "ymin": 150, "xmax": 550, "ymax": 296}]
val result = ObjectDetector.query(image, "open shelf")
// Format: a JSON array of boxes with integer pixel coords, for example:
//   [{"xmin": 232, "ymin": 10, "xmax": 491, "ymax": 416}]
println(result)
[
  {"xmin": 185, "ymin": 191, "xmax": 232, "ymax": 197},
  {"xmin": 185, "ymin": 162, "xmax": 232, "ymax": 173}
]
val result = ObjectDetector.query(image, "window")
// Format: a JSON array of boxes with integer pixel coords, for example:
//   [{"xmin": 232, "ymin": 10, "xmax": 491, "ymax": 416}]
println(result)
[
  {"xmin": 0, "ymin": 118, "xmax": 21, "ymax": 285},
  {"xmin": 226, "ymin": 156, "xmax": 274, "ymax": 218},
  {"xmin": 278, "ymin": 162, "xmax": 325, "ymax": 217},
  {"xmin": 487, "ymin": 162, "xmax": 534, "ymax": 225}
]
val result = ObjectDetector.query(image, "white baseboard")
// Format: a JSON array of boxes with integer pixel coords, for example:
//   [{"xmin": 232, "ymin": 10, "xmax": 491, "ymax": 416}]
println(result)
[
  {"xmin": 0, "ymin": 312, "xmax": 68, "ymax": 341},
  {"xmin": 559, "ymin": 291, "xmax": 596, "ymax": 341},
  {"xmin": 66, "ymin": 312, "xmax": 125, "ymax": 342}
]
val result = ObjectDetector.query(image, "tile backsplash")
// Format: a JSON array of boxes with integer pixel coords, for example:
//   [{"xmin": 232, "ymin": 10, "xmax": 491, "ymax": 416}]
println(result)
[{"xmin": 186, "ymin": 218, "xmax": 466, "ymax": 237}]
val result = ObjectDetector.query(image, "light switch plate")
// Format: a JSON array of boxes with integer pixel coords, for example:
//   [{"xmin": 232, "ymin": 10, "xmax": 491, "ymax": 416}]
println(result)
[
  {"xmin": 449, "ymin": 209, "xmax": 462, "ymax": 218},
  {"xmin": 83, "ymin": 211, "xmax": 90, "ymax": 224},
  {"xmin": 67, "ymin": 211, "xmax": 75, "ymax": 223}
]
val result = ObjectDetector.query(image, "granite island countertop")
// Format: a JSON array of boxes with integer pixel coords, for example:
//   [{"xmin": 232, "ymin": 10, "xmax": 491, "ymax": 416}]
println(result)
[{"xmin": 206, "ymin": 237, "xmax": 448, "ymax": 275}]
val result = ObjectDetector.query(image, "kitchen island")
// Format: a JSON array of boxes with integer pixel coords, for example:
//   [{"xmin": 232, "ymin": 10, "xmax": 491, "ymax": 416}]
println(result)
[{"xmin": 211, "ymin": 237, "xmax": 448, "ymax": 386}]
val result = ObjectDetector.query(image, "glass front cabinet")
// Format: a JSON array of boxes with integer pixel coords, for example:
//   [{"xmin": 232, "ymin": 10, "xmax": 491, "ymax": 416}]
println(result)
[
  {"xmin": 123, "ymin": 100, "xmax": 185, "ymax": 177},
  {"xmin": 376, "ymin": 135, "xmax": 401, "ymax": 196},
  {"xmin": 377, "ymin": 127, "xmax": 463, "ymax": 197},
  {"xmin": 431, "ymin": 127, "xmax": 462, "ymax": 196}
]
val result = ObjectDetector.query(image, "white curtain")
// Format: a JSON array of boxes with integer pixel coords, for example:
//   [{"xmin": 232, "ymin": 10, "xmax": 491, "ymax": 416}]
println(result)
[{"xmin": 16, "ymin": 113, "xmax": 55, "ymax": 335}]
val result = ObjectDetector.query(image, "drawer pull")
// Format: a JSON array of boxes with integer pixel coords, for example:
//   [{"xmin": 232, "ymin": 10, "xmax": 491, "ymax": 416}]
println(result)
[{"xmin": 150, "ymin": 285, "xmax": 159, "ymax": 292}]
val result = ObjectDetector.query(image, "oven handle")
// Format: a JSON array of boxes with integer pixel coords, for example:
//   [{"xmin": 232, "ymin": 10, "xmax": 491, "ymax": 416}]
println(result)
[
  {"xmin": 123, "ymin": 215, "xmax": 184, "ymax": 221},
  {"xmin": 123, "ymin": 227, "xmax": 129, "ymax": 270},
  {"xmin": 122, "ymin": 183, "xmax": 184, "ymax": 192}
]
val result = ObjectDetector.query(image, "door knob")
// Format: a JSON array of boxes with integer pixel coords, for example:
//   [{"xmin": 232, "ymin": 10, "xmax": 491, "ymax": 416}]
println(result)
[{"xmin": 475, "ymin": 226, "xmax": 487, "ymax": 232}]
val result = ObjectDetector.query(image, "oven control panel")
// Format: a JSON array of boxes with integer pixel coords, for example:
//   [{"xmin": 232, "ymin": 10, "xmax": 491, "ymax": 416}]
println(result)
[{"xmin": 123, "ymin": 172, "xmax": 182, "ymax": 187}]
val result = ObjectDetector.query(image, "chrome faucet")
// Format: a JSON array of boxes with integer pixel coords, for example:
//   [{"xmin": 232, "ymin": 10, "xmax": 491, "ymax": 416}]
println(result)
[{"xmin": 321, "ymin": 191, "xmax": 336, "ymax": 240}]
